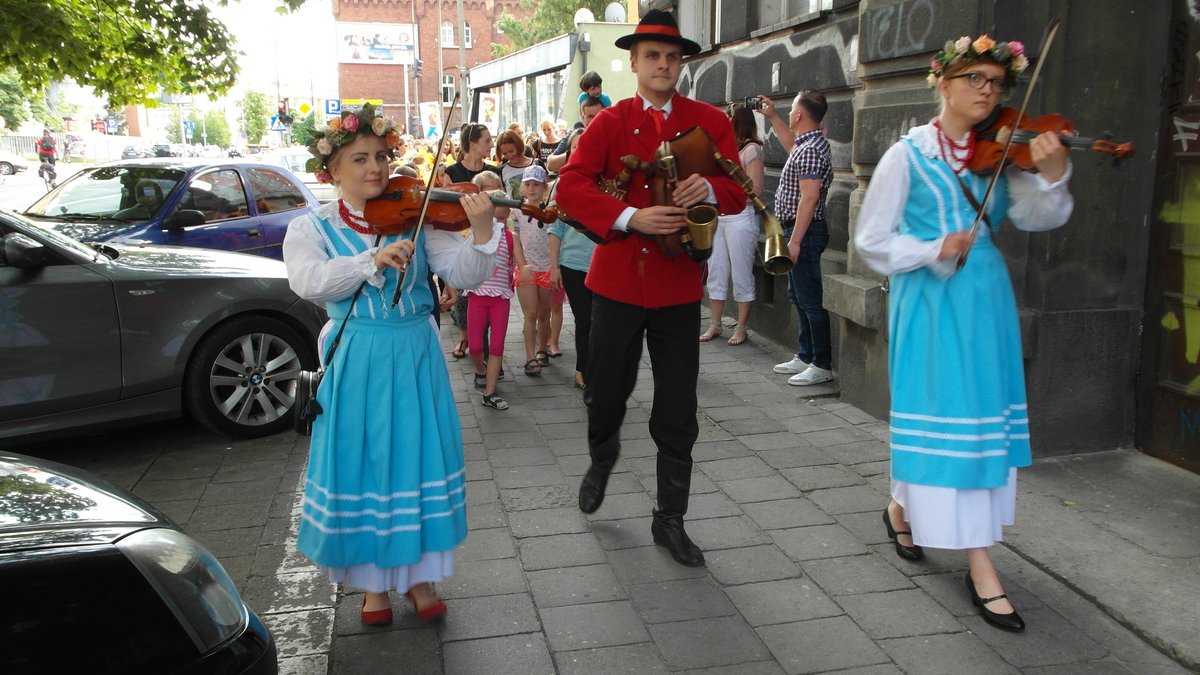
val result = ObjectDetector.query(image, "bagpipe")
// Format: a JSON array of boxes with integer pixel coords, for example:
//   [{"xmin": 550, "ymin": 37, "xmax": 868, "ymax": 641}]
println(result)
[{"xmin": 557, "ymin": 127, "xmax": 792, "ymax": 275}]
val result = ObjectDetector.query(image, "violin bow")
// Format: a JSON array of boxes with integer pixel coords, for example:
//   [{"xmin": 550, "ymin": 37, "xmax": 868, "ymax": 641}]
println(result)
[
  {"xmin": 392, "ymin": 92, "xmax": 461, "ymax": 307},
  {"xmin": 957, "ymin": 18, "xmax": 1060, "ymax": 271}
]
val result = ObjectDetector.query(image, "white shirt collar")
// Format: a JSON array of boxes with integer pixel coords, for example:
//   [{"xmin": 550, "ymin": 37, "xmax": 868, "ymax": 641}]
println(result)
[{"xmin": 639, "ymin": 93, "xmax": 674, "ymax": 117}]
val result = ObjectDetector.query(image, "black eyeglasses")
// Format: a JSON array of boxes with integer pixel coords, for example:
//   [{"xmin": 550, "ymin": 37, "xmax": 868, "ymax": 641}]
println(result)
[{"xmin": 946, "ymin": 72, "xmax": 1007, "ymax": 93}]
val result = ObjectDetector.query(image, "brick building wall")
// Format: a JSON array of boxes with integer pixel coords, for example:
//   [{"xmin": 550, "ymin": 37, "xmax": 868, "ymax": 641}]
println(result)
[{"xmin": 334, "ymin": 0, "xmax": 530, "ymax": 132}]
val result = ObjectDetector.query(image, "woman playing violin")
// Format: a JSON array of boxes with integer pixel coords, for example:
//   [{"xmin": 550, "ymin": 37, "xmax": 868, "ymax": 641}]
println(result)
[
  {"xmin": 282, "ymin": 104, "xmax": 502, "ymax": 627},
  {"xmin": 855, "ymin": 35, "xmax": 1073, "ymax": 633}
]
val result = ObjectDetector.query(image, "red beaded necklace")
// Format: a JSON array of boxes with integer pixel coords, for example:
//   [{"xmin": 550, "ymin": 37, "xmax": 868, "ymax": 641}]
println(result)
[
  {"xmin": 338, "ymin": 199, "xmax": 373, "ymax": 235},
  {"xmin": 933, "ymin": 119, "xmax": 974, "ymax": 174}
]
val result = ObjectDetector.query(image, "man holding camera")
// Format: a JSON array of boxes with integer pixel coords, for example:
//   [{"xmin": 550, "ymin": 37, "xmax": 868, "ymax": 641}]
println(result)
[
  {"xmin": 758, "ymin": 91, "xmax": 835, "ymax": 386},
  {"xmin": 556, "ymin": 10, "xmax": 745, "ymax": 568}
]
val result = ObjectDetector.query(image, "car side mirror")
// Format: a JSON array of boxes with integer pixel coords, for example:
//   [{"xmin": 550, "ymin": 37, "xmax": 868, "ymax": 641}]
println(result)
[
  {"xmin": 162, "ymin": 209, "xmax": 206, "ymax": 230},
  {"xmin": 2, "ymin": 232, "xmax": 49, "ymax": 268}
]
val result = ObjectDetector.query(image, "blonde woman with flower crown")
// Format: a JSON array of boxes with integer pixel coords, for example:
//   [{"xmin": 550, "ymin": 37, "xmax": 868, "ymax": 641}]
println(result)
[
  {"xmin": 855, "ymin": 35, "xmax": 1072, "ymax": 633},
  {"xmin": 282, "ymin": 104, "xmax": 501, "ymax": 627}
]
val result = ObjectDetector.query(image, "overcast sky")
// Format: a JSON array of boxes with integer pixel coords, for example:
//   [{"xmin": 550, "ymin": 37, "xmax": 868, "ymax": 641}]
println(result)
[{"xmin": 212, "ymin": 0, "xmax": 340, "ymax": 103}]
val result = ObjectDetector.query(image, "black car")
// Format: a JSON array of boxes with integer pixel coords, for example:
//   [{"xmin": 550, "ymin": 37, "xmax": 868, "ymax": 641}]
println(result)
[
  {"xmin": 0, "ymin": 210, "xmax": 323, "ymax": 441},
  {"xmin": 152, "ymin": 143, "xmax": 176, "ymax": 157},
  {"xmin": 0, "ymin": 452, "xmax": 277, "ymax": 674}
]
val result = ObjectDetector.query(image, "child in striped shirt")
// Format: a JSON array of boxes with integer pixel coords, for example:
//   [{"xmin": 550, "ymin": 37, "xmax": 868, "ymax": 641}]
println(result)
[{"xmin": 466, "ymin": 173, "xmax": 516, "ymax": 410}]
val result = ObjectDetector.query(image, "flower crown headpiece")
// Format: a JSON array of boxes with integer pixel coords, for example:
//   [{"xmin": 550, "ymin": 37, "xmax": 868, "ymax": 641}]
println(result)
[
  {"xmin": 927, "ymin": 35, "xmax": 1028, "ymax": 88},
  {"xmin": 305, "ymin": 102, "xmax": 402, "ymax": 183}
]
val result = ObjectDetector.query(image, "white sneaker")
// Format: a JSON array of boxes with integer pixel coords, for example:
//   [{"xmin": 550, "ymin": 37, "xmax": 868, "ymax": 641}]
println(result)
[
  {"xmin": 788, "ymin": 365, "xmax": 834, "ymax": 386},
  {"xmin": 774, "ymin": 356, "xmax": 809, "ymax": 374}
]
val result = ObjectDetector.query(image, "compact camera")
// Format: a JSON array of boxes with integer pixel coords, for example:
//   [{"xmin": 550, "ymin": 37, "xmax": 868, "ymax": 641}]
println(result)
[{"xmin": 744, "ymin": 96, "xmax": 764, "ymax": 111}]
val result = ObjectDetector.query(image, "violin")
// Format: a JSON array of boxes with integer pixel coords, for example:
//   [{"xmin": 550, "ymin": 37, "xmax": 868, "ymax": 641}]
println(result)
[
  {"xmin": 363, "ymin": 175, "xmax": 559, "ymax": 235},
  {"xmin": 969, "ymin": 106, "xmax": 1133, "ymax": 176}
]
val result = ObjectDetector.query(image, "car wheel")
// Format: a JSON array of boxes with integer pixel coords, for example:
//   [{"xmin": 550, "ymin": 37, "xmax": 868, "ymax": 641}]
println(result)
[
  {"xmin": 0, "ymin": 162, "xmax": 14, "ymax": 175},
  {"xmin": 185, "ymin": 315, "xmax": 317, "ymax": 438}
]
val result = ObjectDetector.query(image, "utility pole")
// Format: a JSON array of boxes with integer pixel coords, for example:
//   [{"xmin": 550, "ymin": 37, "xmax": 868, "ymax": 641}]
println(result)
[
  {"xmin": 437, "ymin": 0, "xmax": 443, "ymax": 121},
  {"xmin": 409, "ymin": 1, "xmax": 418, "ymax": 133},
  {"xmin": 457, "ymin": 0, "xmax": 469, "ymax": 121},
  {"xmin": 403, "ymin": 63, "xmax": 411, "ymax": 134}
]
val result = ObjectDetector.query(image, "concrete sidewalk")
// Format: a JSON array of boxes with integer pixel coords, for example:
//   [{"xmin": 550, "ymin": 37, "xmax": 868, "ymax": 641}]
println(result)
[{"xmin": 45, "ymin": 302, "xmax": 1194, "ymax": 674}]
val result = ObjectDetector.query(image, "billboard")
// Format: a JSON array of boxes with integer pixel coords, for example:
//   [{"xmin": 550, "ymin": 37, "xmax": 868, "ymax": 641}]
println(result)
[
  {"xmin": 419, "ymin": 102, "xmax": 442, "ymax": 139},
  {"xmin": 478, "ymin": 93, "xmax": 500, "ymax": 135},
  {"xmin": 336, "ymin": 22, "xmax": 416, "ymax": 65}
]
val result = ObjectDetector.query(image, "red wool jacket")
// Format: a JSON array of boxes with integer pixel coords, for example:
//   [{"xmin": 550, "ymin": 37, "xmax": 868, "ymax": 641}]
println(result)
[{"xmin": 556, "ymin": 94, "xmax": 746, "ymax": 308}]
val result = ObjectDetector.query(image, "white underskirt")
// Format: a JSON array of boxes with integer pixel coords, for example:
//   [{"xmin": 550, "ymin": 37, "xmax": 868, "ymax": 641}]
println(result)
[
  {"xmin": 319, "ymin": 550, "xmax": 455, "ymax": 594},
  {"xmin": 891, "ymin": 468, "xmax": 1017, "ymax": 550}
]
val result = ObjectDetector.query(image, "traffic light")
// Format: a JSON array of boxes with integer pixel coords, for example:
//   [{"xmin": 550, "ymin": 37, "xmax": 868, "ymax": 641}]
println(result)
[
  {"xmin": 413, "ymin": 59, "xmax": 423, "ymax": 78},
  {"xmin": 278, "ymin": 98, "xmax": 294, "ymax": 125}
]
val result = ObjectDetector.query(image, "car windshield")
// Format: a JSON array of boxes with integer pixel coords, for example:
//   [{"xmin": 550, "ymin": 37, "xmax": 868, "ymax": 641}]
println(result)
[{"xmin": 25, "ymin": 166, "xmax": 185, "ymax": 222}]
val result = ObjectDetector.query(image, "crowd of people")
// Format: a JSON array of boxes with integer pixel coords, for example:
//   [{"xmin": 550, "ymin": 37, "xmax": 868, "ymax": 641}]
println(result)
[{"xmin": 282, "ymin": 10, "xmax": 1073, "ymax": 638}]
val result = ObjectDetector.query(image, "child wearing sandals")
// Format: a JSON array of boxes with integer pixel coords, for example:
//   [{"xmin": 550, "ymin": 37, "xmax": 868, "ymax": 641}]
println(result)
[
  {"xmin": 511, "ymin": 165, "xmax": 553, "ymax": 377},
  {"xmin": 465, "ymin": 179, "xmax": 516, "ymax": 410}
]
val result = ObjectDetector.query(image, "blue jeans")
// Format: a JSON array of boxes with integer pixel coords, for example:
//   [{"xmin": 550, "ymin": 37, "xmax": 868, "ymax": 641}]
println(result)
[{"xmin": 784, "ymin": 221, "xmax": 831, "ymax": 370}]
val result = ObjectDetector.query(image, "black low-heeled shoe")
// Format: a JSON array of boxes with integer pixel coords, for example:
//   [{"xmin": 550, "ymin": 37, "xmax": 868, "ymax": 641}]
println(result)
[
  {"xmin": 882, "ymin": 507, "xmax": 925, "ymax": 561},
  {"xmin": 965, "ymin": 573, "xmax": 1026, "ymax": 632}
]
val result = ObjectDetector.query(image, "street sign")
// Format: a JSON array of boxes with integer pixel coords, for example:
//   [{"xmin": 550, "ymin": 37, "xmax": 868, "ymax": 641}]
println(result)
[
  {"xmin": 298, "ymin": 103, "xmax": 312, "ymax": 115},
  {"xmin": 341, "ymin": 99, "xmax": 384, "ymax": 115},
  {"xmin": 270, "ymin": 115, "xmax": 287, "ymax": 132},
  {"xmin": 325, "ymin": 99, "xmax": 341, "ymax": 115},
  {"xmin": 183, "ymin": 119, "xmax": 196, "ymax": 134}
]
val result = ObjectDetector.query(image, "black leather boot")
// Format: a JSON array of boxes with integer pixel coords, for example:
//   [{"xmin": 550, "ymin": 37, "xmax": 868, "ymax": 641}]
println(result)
[
  {"xmin": 651, "ymin": 454, "xmax": 704, "ymax": 567},
  {"xmin": 578, "ymin": 462, "xmax": 613, "ymax": 514}
]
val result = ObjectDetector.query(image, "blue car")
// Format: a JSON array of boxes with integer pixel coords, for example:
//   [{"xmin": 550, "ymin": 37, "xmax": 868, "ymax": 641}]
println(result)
[{"xmin": 22, "ymin": 158, "xmax": 318, "ymax": 260}]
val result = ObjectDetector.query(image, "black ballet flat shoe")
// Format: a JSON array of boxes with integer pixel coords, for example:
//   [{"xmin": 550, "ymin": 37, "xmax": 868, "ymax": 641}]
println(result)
[
  {"xmin": 966, "ymin": 573, "xmax": 1026, "ymax": 632},
  {"xmin": 882, "ymin": 507, "xmax": 925, "ymax": 561},
  {"xmin": 578, "ymin": 463, "xmax": 612, "ymax": 514}
]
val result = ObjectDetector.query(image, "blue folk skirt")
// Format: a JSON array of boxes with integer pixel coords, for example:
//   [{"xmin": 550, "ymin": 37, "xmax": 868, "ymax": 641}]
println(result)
[
  {"xmin": 888, "ymin": 236, "xmax": 1032, "ymax": 490},
  {"xmin": 297, "ymin": 314, "xmax": 467, "ymax": 581}
]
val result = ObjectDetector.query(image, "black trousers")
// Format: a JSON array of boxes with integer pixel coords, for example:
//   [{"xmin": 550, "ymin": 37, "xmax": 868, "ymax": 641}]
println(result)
[
  {"xmin": 559, "ymin": 266, "xmax": 593, "ymax": 377},
  {"xmin": 587, "ymin": 295, "xmax": 700, "ymax": 477}
]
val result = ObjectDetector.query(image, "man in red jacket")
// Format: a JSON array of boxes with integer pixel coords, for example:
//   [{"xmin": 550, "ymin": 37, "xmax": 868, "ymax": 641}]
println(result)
[{"xmin": 556, "ymin": 9, "xmax": 745, "ymax": 567}]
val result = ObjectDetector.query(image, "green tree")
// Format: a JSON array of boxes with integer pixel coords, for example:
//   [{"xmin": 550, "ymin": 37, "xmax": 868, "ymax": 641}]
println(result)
[
  {"xmin": 493, "ymin": 0, "xmax": 612, "ymax": 57},
  {"xmin": 164, "ymin": 111, "xmax": 188, "ymax": 146},
  {"xmin": 0, "ymin": 0, "xmax": 307, "ymax": 106},
  {"xmin": 0, "ymin": 68, "xmax": 29, "ymax": 130},
  {"xmin": 201, "ymin": 110, "xmax": 231, "ymax": 148},
  {"xmin": 240, "ymin": 92, "xmax": 270, "ymax": 145},
  {"xmin": 29, "ymin": 97, "xmax": 58, "ymax": 131},
  {"xmin": 290, "ymin": 112, "xmax": 318, "ymax": 148}
]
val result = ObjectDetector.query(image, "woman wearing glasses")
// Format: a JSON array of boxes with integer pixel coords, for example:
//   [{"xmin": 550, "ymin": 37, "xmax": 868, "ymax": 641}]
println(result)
[{"xmin": 854, "ymin": 35, "xmax": 1073, "ymax": 633}]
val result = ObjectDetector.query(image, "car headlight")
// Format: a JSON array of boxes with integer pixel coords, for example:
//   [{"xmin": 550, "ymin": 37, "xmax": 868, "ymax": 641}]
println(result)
[{"xmin": 116, "ymin": 528, "xmax": 248, "ymax": 653}]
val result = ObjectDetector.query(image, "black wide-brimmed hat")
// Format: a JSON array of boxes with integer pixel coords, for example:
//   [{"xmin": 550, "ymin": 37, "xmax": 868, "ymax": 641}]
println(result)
[{"xmin": 615, "ymin": 9, "xmax": 701, "ymax": 56}]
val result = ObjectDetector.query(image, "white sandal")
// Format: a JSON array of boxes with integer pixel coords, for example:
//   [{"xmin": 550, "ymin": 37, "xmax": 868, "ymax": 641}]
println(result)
[
  {"xmin": 699, "ymin": 322, "xmax": 722, "ymax": 342},
  {"xmin": 728, "ymin": 323, "xmax": 749, "ymax": 346}
]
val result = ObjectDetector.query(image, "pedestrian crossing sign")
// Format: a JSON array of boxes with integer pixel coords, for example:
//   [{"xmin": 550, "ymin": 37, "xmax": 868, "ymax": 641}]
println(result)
[{"xmin": 270, "ymin": 115, "xmax": 287, "ymax": 132}]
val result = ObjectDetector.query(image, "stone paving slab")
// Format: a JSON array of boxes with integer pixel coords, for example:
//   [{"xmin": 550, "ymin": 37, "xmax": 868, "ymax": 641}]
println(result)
[{"xmin": 18, "ymin": 304, "xmax": 1193, "ymax": 674}]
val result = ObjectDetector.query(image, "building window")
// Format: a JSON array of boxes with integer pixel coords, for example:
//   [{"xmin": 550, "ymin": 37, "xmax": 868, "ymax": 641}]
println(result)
[
  {"xmin": 441, "ymin": 21, "xmax": 455, "ymax": 46},
  {"xmin": 753, "ymin": 0, "xmax": 824, "ymax": 32},
  {"xmin": 464, "ymin": 21, "xmax": 473, "ymax": 48},
  {"xmin": 442, "ymin": 75, "xmax": 456, "ymax": 104}
]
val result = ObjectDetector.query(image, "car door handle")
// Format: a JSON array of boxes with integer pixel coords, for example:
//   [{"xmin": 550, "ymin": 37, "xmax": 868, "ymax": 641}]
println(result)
[{"xmin": 247, "ymin": 228, "xmax": 261, "ymax": 237}]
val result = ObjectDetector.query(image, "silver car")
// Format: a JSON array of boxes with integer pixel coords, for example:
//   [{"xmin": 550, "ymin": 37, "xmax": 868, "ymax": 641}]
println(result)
[
  {"xmin": 0, "ymin": 150, "xmax": 28, "ymax": 175},
  {"xmin": 256, "ymin": 147, "xmax": 338, "ymax": 203},
  {"xmin": 0, "ymin": 210, "xmax": 323, "ymax": 441}
]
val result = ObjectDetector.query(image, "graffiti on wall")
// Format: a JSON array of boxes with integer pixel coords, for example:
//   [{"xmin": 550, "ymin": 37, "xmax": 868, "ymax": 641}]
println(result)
[
  {"xmin": 673, "ymin": 19, "xmax": 860, "ymax": 249},
  {"xmin": 860, "ymin": 0, "xmax": 936, "ymax": 62}
]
